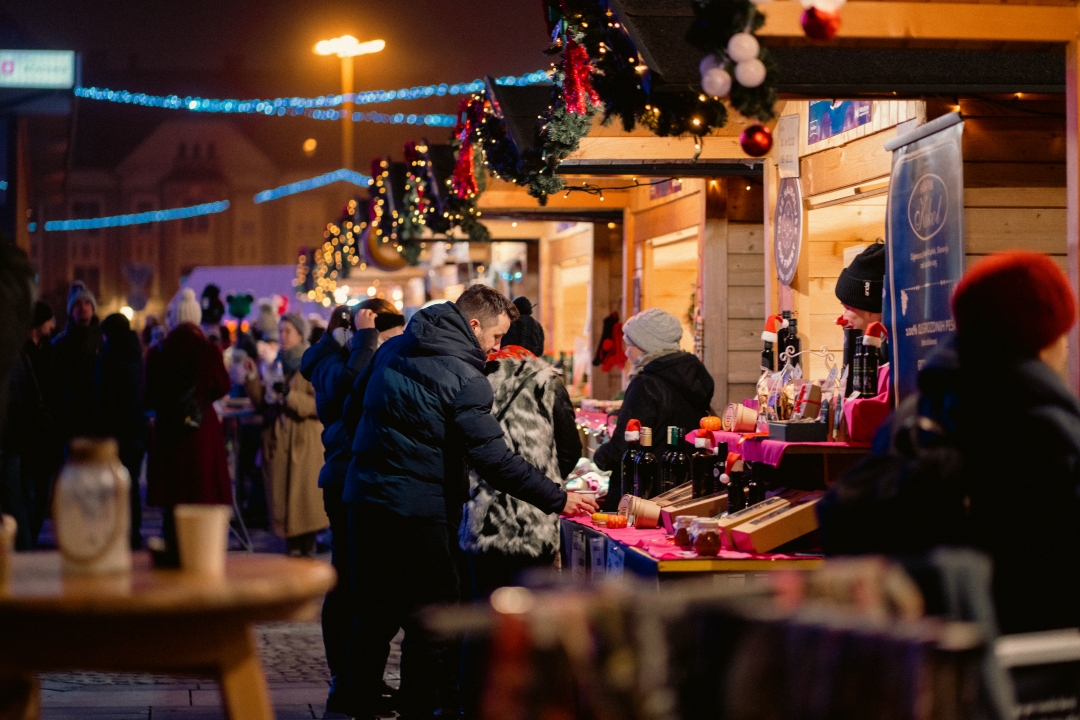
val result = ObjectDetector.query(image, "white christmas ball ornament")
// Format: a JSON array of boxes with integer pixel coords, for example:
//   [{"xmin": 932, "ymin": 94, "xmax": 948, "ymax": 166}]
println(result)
[
  {"xmin": 727, "ymin": 33, "xmax": 760, "ymax": 63},
  {"xmin": 735, "ymin": 58, "xmax": 767, "ymax": 88},
  {"xmin": 699, "ymin": 54, "xmax": 722, "ymax": 77},
  {"xmin": 701, "ymin": 67, "xmax": 733, "ymax": 98}
]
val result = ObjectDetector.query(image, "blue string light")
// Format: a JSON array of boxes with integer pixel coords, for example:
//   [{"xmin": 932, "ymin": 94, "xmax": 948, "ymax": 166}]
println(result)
[
  {"xmin": 74, "ymin": 70, "xmax": 550, "ymax": 120},
  {"xmin": 0, "ymin": 181, "xmax": 8, "ymax": 190},
  {"xmin": 253, "ymin": 169, "xmax": 372, "ymax": 204},
  {"xmin": 44, "ymin": 200, "xmax": 230, "ymax": 232}
]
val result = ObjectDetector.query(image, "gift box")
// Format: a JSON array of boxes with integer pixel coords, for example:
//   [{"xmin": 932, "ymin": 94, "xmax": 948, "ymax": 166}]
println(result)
[
  {"xmin": 768, "ymin": 421, "xmax": 829, "ymax": 442},
  {"xmin": 730, "ymin": 498, "xmax": 820, "ymax": 553},
  {"xmin": 717, "ymin": 496, "xmax": 789, "ymax": 549}
]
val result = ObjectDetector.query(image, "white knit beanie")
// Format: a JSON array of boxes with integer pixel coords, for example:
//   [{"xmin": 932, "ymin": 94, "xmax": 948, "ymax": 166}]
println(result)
[
  {"xmin": 173, "ymin": 288, "xmax": 202, "ymax": 327},
  {"xmin": 622, "ymin": 307, "xmax": 683, "ymax": 354}
]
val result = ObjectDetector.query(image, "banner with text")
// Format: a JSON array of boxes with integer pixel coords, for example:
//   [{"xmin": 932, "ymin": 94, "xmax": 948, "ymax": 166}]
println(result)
[{"xmin": 884, "ymin": 113, "xmax": 965, "ymax": 404}]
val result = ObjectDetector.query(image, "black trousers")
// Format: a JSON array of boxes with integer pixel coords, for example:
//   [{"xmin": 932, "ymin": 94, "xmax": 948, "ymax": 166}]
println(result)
[
  {"xmin": 322, "ymin": 482, "xmax": 351, "ymax": 701},
  {"xmin": 120, "ymin": 447, "xmax": 144, "ymax": 551},
  {"xmin": 345, "ymin": 503, "xmax": 460, "ymax": 719}
]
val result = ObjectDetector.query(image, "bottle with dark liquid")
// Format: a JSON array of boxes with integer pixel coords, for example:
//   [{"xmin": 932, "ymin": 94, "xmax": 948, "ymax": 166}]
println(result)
[
  {"xmin": 746, "ymin": 464, "xmax": 766, "ymax": 506},
  {"xmin": 852, "ymin": 336, "xmax": 866, "ymax": 395},
  {"xmin": 783, "ymin": 317, "xmax": 801, "ymax": 368},
  {"xmin": 862, "ymin": 322, "xmax": 886, "ymax": 397},
  {"xmin": 615, "ymin": 420, "xmax": 642, "ymax": 510},
  {"xmin": 632, "ymin": 427, "xmax": 659, "ymax": 499},
  {"xmin": 658, "ymin": 426, "xmax": 678, "ymax": 493},
  {"xmin": 665, "ymin": 428, "xmax": 691, "ymax": 494},
  {"xmin": 726, "ymin": 468, "xmax": 747, "ymax": 513},
  {"xmin": 691, "ymin": 433, "xmax": 719, "ymax": 498}
]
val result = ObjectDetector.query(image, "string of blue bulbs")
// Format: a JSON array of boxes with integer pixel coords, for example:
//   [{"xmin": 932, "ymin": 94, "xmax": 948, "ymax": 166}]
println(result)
[{"xmin": 74, "ymin": 69, "xmax": 550, "ymax": 126}]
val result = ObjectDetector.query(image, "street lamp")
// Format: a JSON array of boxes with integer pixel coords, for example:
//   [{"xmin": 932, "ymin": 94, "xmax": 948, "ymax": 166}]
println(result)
[{"xmin": 314, "ymin": 35, "xmax": 386, "ymax": 170}]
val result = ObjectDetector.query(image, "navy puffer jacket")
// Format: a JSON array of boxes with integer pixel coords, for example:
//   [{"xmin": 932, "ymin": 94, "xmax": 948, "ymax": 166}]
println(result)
[
  {"xmin": 300, "ymin": 328, "xmax": 379, "ymax": 488},
  {"xmin": 342, "ymin": 302, "xmax": 567, "ymax": 522}
]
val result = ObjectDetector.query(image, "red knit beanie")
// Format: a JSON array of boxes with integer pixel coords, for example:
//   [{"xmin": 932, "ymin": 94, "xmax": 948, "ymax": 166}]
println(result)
[{"xmin": 952, "ymin": 251, "xmax": 1076, "ymax": 357}]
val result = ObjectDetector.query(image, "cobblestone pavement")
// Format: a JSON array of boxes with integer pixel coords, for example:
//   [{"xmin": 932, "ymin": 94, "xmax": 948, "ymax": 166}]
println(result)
[{"xmin": 35, "ymin": 479, "xmax": 402, "ymax": 719}]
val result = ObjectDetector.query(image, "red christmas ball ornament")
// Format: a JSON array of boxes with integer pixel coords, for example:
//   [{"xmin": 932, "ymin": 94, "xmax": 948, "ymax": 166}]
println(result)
[
  {"xmin": 740, "ymin": 125, "xmax": 773, "ymax": 157},
  {"xmin": 801, "ymin": 7, "xmax": 841, "ymax": 40}
]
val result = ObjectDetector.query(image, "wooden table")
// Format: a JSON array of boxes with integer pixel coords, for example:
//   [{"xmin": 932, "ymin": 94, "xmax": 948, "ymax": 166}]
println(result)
[{"xmin": 0, "ymin": 552, "xmax": 335, "ymax": 720}]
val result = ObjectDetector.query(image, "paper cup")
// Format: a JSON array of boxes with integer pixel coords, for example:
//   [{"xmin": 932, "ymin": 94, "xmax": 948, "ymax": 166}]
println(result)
[
  {"xmin": 631, "ymin": 497, "xmax": 663, "ymax": 529},
  {"xmin": 174, "ymin": 504, "xmax": 232, "ymax": 578}
]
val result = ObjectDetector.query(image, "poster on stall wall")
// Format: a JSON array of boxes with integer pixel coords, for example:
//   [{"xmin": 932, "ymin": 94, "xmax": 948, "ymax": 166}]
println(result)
[
  {"xmin": 773, "ymin": 177, "xmax": 802, "ymax": 287},
  {"xmin": 883, "ymin": 113, "xmax": 966, "ymax": 404}
]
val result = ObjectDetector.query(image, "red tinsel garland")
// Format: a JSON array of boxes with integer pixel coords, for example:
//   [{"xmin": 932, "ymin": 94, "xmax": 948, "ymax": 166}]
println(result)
[
  {"xmin": 452, "ymin": 98, "xmax": 482, "ymax": 199},
  {"xmin": 562, "ymin": 38, "xmax": 600, "ymax": 115}
]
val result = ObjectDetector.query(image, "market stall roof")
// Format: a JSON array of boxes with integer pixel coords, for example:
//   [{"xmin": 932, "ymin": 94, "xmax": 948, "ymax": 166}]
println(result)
[{"xmin": 610, "ymin": 0, "xmax": 1066, "ymax": 96}]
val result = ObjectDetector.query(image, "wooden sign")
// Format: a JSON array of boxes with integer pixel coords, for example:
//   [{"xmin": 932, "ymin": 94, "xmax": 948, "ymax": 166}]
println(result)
[
  {"xmin": 773, "ymin": 177, "xmax": 803, "ymax": 286},
  {"xmin": 776, "ymin": 114, "xmax": 800, "ymax": 178}
]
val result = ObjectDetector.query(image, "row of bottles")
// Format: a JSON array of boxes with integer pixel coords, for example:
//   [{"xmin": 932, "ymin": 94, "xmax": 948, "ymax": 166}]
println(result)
[
  {"xmin": 619, "ymin": 423, "xmax": 728, "ymax": 502},
  {"xmin": 850, "ymin": 322, "xmax": 887, "ymax": 397},
  {"xmin": 723, "ymin": 462, "xmax": 766, "ymax": 514}
]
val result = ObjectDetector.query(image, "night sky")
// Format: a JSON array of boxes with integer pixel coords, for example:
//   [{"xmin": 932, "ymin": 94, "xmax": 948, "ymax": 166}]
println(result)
[{"xmin": 5, "ymin": 0, "xmax": 552, "ymax": 171}]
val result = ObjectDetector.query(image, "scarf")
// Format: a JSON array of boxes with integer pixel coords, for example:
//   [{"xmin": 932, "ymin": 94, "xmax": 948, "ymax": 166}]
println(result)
[
  {"xmin": 278, "ymin": 342, "xmax": 308, "ymax": 374},
  {"xmin": 628, "ymin": 348, "xmax": 682, "ymax": 380}
]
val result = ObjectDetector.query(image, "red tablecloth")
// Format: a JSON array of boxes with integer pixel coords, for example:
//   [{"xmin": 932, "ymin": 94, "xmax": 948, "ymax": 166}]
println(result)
[
  {"xmin": 686, "ymin": 430, "xmax": 869, "ymax": 468},
  {"xmin": 565, "ymin": 515, "xmax": 804, "ymax": 562}
]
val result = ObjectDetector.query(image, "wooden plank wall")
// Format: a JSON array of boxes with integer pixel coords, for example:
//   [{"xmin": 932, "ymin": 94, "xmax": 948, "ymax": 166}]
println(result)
[{"xmin": 958, "ymin": 96, "xmax": 1067, "ymax": 271}]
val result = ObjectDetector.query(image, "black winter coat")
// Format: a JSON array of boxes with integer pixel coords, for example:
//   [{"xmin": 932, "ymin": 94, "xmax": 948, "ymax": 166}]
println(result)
[
  {"xmin": 52, "ymin": 318, "xmax": 102, "ymax": 441},
  {"xmin": 594, "ymin": 351, "xmax": 715, "ymax": 509},
  {"xmin": 300, "ymin": 328, "xmax": 379, "ymax": 488},
  {"xmin": 0, "ymin": 247, "xmax": 33, "ymax": 443},
  {"xmin": 342, "ymin": 302, "xmax": 567, "ymax": 522},
  {"xmin": 94, "ymin": 329, "xmax": 145, "ymax": 456},
  {"xmin": 818, "ymin": 338, "xmax": 1080, "ymax": 634}
]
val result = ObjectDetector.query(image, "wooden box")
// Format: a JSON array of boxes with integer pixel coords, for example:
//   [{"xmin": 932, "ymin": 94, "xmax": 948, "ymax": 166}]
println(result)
[
  {"xmin": 660, "ymin": 493, "xmax": 729, "ymax": 533},
  {"xmin": 717, "ymin": 496, "xmax": 789, "ymax": 548},
  {"xmin": 730, "ymin": 499, "xmax": 820, "ymax": 553}
]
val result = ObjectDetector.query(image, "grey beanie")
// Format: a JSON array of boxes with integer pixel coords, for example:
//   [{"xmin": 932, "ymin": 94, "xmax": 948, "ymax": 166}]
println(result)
[
  {"xmin": 280, "ymin": 312, "xmax": 308, "ymax": 341},
  {"xmin": 622, "ymin": 308, "xmax": 683, "ymax": 354},
  {"xmin": 67, "ymin": 281, "xmax": 97, "ymax": 315},
  {"xmin": 173, "ymin": 288, "xmax": 202, "ymax": 327}
]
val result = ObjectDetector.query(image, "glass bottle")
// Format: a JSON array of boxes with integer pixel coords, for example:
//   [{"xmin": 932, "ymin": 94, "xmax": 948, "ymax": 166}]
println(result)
[
  {"xmin": 664, "ymin": 427, "xmax": 691, "ymax": 494},
  {"xmin": 783, "ymin": 317, "xmax": 801, "ymax": 368},
  {"xmin": 746, "ymin": 464, "xmax": 766, "ymax": 506},
  {"xmin": 726, "ymin": 469, "xmax": 747, "ymax": 513},
  {"xmin": 54, "ymin": 438, "xmax": 132, "ymax": 576},
  {"xmin": 852, "ymin": 336, "xmax": 866, "ymax": 395},
  {"xmin": 632, "ymin": 427, "xmax": 659, "ymax": 499},
  {"xmin": 615, "ymin": 424, "xmax": 642, "ymax": 510},
  {"xmin": 691, "ymin": 435, "xmax": 714, "ymax": 498},
  {"xmin": 862, "ymin": 336, "xmax": 880, "ymax": 396}
]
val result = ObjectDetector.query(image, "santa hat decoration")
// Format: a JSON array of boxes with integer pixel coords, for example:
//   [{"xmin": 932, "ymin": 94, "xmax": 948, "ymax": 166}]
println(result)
[
  {"xmin": 274, "ymin": 294, "xmax": 289, "ymax": 316},
  {"xmin": 625, "ymin": 418, "xmax": 641, "ymax": 442},
  {"xmin": 694, "ymin": 428, "xmax": 713, "ymax": 449},
  {"xmin": 725, "ymin": 451, "xmax": 743, "ymax": 477},
  {"xmin": 862, "ymin": 321, "xmax": 888, "ymax": 348},
  {"xmin": 761, "ymin": 314, "xmax": 789, "ymax": 343}
]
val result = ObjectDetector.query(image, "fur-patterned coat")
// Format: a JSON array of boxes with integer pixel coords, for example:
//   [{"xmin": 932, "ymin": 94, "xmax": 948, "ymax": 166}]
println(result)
[{"xmin": 460, "ymin": 347, "xmax": 580, "ymax": 558}]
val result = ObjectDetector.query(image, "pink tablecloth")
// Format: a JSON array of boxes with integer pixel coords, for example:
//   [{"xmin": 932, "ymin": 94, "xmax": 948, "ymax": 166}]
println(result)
[
  {"xmin": 565, "ymin": 515, "xmax": 803, "ymax": 562},
  {"xmin": 688, "ymin": 430, "xmax": 869, "ymax": 468}
]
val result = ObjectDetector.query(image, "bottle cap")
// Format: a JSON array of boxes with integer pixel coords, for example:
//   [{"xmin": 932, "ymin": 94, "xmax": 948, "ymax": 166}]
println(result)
[
  {"xmin": 640, "ymin": 427, "xmax": 653, "ymax": 446},
  {"xmin": 674, "ymin": 515, "xmax": 694, "ymax": 529},
  {"xmin": 695, "ymin": 517, "xmax": 719, "ymax": 530}
]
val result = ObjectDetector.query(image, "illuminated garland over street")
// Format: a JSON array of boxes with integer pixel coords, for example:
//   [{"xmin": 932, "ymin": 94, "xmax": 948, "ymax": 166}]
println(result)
[
  {"xmin": 254, "ymin": 169, "xmax": 372, "ymax": 204},
  {"xmin": 44, "ymin": 200, "xmax": 230, "ymax": 231},
  {"xmin": 74, "ymin": 70, "xmax": 550, "ymax": 119},
  {"xmin": 295, "ymin": 198, "xmax": 366, "ymax": 306}
]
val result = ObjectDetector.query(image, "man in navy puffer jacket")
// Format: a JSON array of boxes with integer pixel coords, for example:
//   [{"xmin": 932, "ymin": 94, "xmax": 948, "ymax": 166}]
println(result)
[
  {"xmin": 340, "ymin": 285, "xmax": 596, "ymax": 719},
  {"xmin": 301, "ymin": 298, "xmax": 404, "ymax": 715}
]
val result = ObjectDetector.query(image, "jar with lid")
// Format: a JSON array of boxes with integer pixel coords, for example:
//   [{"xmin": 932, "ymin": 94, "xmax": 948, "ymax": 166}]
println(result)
[
  {"xmin": 54, "ymin": 438, "xmax": 132, "ymax": 576},
  {"xmin": 673, "ymin": 516, "xmax": 694, "ymax": 548},
  {"xmin": 693, "ymin": 518, "xmax": 721, "ymax": 557}
]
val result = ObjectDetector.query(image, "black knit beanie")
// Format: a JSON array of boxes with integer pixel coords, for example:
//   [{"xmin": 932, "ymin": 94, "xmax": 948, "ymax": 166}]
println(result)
[{"xmin": 835, "ymin": 242, "xmax": 886, "ymax": 313}]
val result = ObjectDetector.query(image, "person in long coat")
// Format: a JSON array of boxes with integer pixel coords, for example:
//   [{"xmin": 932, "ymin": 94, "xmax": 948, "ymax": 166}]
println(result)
[
  {"xmin": 145, "ymin": 289, "xmax": 232, "ymax": 551},
  {"xmin": 245, "ymin": 312, "xmax": 327, "ymax": 556}
]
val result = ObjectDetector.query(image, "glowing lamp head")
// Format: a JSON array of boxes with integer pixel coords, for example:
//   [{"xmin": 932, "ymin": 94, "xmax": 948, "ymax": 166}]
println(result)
[{"xmin": 314, "ymin": 35, "xmax": 386, "ymax": 58}]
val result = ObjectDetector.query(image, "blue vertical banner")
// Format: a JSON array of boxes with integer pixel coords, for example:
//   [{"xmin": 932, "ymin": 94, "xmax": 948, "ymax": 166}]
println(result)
[{"xmin": 883, "ymin": 113, "xmax": 966, "ymax": 403}]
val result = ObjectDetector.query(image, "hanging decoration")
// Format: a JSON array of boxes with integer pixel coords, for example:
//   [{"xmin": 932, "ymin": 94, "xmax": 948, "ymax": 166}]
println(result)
[
  {"xmin": 366, "ymin": 158, "xmax": 409, "ymax": 272},
  {"xmin": 451, "ymin": 97, "xmax": 484, "ymax": 200},
  {"xmin": 686, "ymin": 0, "xmax": 780, "ymax": 151},
  {"xmin": 801, "ymin": 7, "xmax": 842, "ymax": 40},
  {"xmin": 294, "ymin": 199, "xmax": 366, "ymax": 306},
  {"xmin": 739, "ymin": 123, "xmax": 773, "ymax": 157},
  {"xmin": 561, "ymin": 38, "xmax": 601, "ymax": 115}
]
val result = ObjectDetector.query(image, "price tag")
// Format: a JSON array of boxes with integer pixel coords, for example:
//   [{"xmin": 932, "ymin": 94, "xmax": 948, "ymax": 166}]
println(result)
[
  {"xmin": 606, "ymin": 544, "xmax": 625, "ymax": 579},
  {"xmin": 590, "ymin": 536, "xmax": 606, "ymax": 577}
]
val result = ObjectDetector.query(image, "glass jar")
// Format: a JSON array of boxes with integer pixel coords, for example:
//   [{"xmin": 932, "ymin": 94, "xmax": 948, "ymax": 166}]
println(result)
[
  {"xmin": 54, "ymin": 438, "xmax": 132, "ymax": 576},
  {"xmin": 673, "ymin": 516, "xmax": 694, "ymax": 548},
  {"xmin": 693, "ymin": 518, "xmax": 721, "ymax": 557}
]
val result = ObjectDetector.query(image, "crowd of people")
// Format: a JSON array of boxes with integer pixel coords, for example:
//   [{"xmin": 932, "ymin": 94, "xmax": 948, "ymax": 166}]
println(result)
[{"xmin": 0, "ymin": 262, "xmax": 726, "ymax": 720}]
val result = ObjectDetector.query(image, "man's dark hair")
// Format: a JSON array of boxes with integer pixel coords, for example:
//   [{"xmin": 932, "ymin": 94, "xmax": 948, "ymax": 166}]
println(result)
[{"xmin": 456, "ymin": 284, "xmax": 519, "ymax": 329}]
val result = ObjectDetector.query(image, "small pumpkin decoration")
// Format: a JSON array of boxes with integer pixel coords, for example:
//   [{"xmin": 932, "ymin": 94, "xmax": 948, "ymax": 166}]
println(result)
[{"xmin": 700, "ymin": 416, "xmax": 723, "ymax": 432}]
